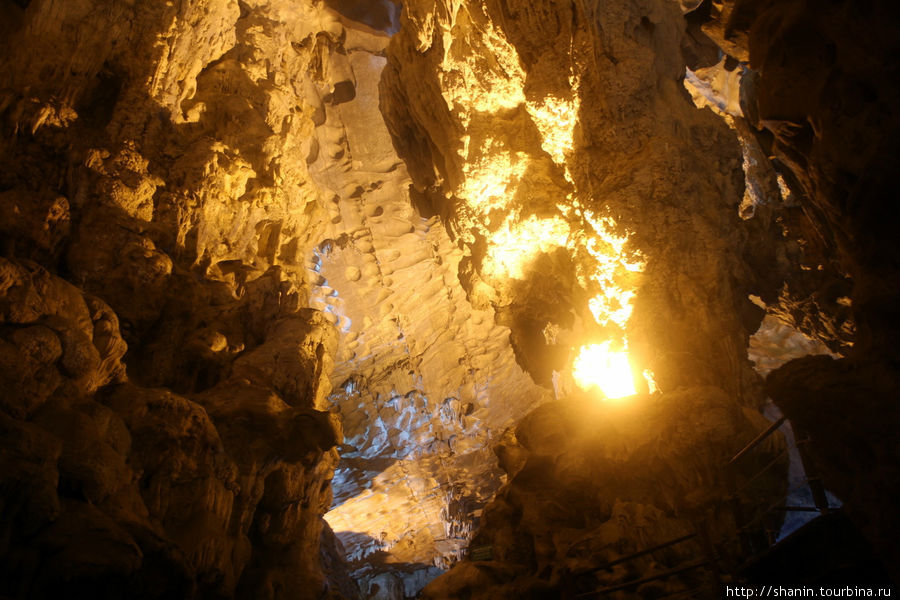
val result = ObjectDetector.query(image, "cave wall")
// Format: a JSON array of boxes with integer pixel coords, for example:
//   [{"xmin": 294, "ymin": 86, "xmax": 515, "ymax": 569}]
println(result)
[
  {"xmin": 2, "ymin": 0, "xmax": 898, "ymax": 596},
  {"xmin": 703, "ymin": 0, "xmax": 900, "ymax": 576},
  {"xmin": 380, "ymin": 0, "xmax": 766, "ymax": 400},
  {"xmin": 0, "ymin": 1, "xmax": 355, "ymax": 597},
  {"xmin": 377, "ymin": 0, "xmax": 900, "ymax": 595},
  {"xmin": 651, "ymin": 0, "xmax": 900, "ymax": 578},
  {"xmin": 709, "ymin": 0, "xmax": 900, "ymax": 356},
  {"xmin": 0, "ymin": 0, "xmax": 554, "ymax": 596},
  {"xmin": 376, "ymin": 1, "xmax": 791, "ymax": 595},
  {"xmin": 297, "ymin": 2, "xmax": 551, "ymax": 588},
  {"xmin": 0, "ymin": 259, "xmax": 343, "ymax": 600}
]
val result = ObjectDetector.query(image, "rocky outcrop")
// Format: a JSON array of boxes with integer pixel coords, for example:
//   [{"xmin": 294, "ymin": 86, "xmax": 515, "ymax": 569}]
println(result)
[
  {"xmin": 0, "ymin": 257, "xmax": 344, "ymax": 599},
  {"xmin": 693, "ymin": 0, "xmax": 900, "ymax": 577},
  {"xmin": 380, "ymin": 0, "xmax": 764, "ymax": 400},
  {"xmin": 0, "ymin": 0, "xmax": 548, "ymax": 596},
  {"xmin": 767, "ymin": 356, "xmax": 900, "ymax": 579},
  {"xmin": 0, "ymin": 0, "xmax": 356, "ymax": 597},
  {"xmin": 691, "ymin": 0, "xmax": 900, "ymax": 356},
  {"xmin": 422, "ymin": 387, "xmax": 785, "ymax": 598}
]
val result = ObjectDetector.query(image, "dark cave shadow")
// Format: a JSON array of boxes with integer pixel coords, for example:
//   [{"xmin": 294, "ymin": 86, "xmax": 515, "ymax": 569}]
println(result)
[{"xmin": 322, "ymin": 0, "xmax": 401, "ymax": 35}]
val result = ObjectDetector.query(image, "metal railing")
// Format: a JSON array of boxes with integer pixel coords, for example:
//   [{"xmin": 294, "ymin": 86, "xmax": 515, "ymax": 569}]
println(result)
[{"xmin": 564, "ymin": 414, "xmax": 832, "ymax": 598}]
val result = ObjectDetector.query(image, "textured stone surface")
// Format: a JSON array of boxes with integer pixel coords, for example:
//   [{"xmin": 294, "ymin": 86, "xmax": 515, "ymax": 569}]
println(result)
[
  {"xmin": 380, "ymin": 0, "xmax": 764, "ymax": 401},
  {"xmin": 0, "ymin": 0, "xmax": 548, "ymax": 596},
  {"xmin": 2, "ymin": 0, "xmax": 897, "ymax": 596},
  {"xmin": 0, "ymin": 1, "xmax": 355, "ymax": 597},
  {"xmin": 0, "ymin": 257, "xmax": 342, "ymax": 599},
  {"xmin": 422, "ymin": 387, "xmax": 786, "ymax": 598},
  {"xmin": 372, "ymin": 1, "xmax": 797, "ymax": 595},
  {"xmin": 296, "ymin": 6, "xmax": 549, "ymax": 586},
  {"xmin": 767, "ymin": 356, "xmax": 900, "ymax": 579}
]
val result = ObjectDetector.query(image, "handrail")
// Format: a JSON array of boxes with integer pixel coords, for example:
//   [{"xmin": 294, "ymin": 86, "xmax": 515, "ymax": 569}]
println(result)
[
  {"xmin": 732, "ymin": 444, "xmax": 792, "ymax": 495},
  {"xmin": 574, "ymin": 533, "xmax": 697, "ymax": 576},
  {"xmin": 571, "ymin": 415, "xmax": 830, "ymax": 599},
  {"xmin": 738, "ymin": 479, "xmax": 827, "ymax": 533},
  {"xmin": 728, "ymin": 417, "xmax": 786, "ymax": 465},
  {"xmin": 574, "ymin": 559, "xmax": 712, "ymax": 597}
]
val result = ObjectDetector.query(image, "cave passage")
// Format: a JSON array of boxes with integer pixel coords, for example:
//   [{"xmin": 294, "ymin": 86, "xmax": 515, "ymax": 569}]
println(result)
[{"xmin": 0, "ymin": 0, "xmax": 898, "ymax": 599}]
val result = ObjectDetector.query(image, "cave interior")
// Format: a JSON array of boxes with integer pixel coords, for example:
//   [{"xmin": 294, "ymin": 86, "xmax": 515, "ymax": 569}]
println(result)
[{"xmin": 0, "ymin": 0, "xmax": 898, "ymax": 598}]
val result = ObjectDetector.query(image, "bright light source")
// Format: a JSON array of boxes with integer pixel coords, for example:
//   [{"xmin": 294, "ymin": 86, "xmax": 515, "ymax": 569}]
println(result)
[{"xmin": 572, "ymin": 342, "xmax": 637, "ymax": 399}]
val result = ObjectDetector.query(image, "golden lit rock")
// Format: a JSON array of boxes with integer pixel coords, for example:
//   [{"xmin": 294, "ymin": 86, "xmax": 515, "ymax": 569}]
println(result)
[
  {"xmin": 3, "ymin": 0, "xmax": 899, "ymax": 597},
  {"xmin": 482, "ymin": 215, "xmax": 570, "ymax": 280}
]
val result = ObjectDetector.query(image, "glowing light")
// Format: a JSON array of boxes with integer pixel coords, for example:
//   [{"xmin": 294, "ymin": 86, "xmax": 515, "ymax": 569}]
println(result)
[
  {"xmin": 457, "ymin": 141, "xmax": 528, "ymax": 213},
  {"xmin": 588, "ymin": 289, "xmax": 636, "ymax": 330},
  {"xmin": 432, "ymin": 11, "xmax": 649, "ymax": 394},
  {"xmin": 526, "ymin": 94, "xmax": 580, "ymax": 165},
  {"xmin": 437, "ymin": 14, "xmax": 526, "ymax": 121},
  {"xmin": 571, "ymin": 210, "xmax": 645, "ymax": 330},
  {"xmin": 567, "ymin": 210, "xmax": 646, "ymax": 400},
  {"xmin": 573, "ymin": 342, "xmax": 637, "ymax": 399},
  {"xmin": 483, "ymin": 215, "xmax": 570, "ymax": 280}
]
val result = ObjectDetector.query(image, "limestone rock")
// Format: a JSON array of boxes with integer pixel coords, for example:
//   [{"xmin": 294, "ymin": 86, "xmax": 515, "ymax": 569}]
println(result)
[
  {"xmin": 0, "ymin": 258, "xmax": 126, "ymax": 416},
  {"xmin": 424, "ymin": 387, "xmax": 787, "ymax": 598},
  {"xmin": 380, "ymin": 0, "xmax": 762, "ymax": 403},
  {"xmin": 2, "ymin": 0, "xmax": 897, "ymax": 596},
  {"xmin": 1, "ymin": 0, "xmax": 543, "ymax": 593},
  {"xmin": 0, "ymin": 250, "xmax": 345, "ymax": 597}
]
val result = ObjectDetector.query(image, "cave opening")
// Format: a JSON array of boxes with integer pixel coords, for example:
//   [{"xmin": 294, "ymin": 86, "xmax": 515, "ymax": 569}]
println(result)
[{"xmin": 0, "ymin": 0, "xmax": 898, "ymax": 599}]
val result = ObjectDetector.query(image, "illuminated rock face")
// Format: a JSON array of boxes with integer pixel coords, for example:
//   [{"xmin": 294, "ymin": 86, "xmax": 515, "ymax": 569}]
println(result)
[
  {"xmin": 376, "ymin": 3, "xmax": 794, "ymax": 596},
  {"xmin": 301, "ymin": 11, "xmax": 549, "ymax": 586},
  {"xmin": 0, "ymin": 1, "xmax": 363, "ymax": 597},
  {"xmin": 0, "ymin": 0, "xmax": 549, "ymax": 597},
  {"xmin": 2, "ymin": 0, "xmax": 898, "ymax": 597},
  {"xmin": 381, "ymin": 0, "xmax": 762, "ymax": 401}
]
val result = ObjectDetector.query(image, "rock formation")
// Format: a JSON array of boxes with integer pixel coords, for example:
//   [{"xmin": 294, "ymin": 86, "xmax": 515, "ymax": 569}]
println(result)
[
  {"xmin": 1, "ymin": 0, "xmax": 898, "ymax": 598},
  {"xmin": 0, "ymin": 256, "xmax": 342, "ymax": 599},
  {"xmin": 698, "ymin": 0, "xmax": 900, "ymax": 578},
  {"xmin": 0, "ymin": 1, "xmax": 355, "ymax": 597},
  {"xmin": 421, "ymin": 387, "xmax": 786, "ymax": 598},
  {"xmin": 0, "ymin": 0, "xmax": 548, "ymax": 596}
]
